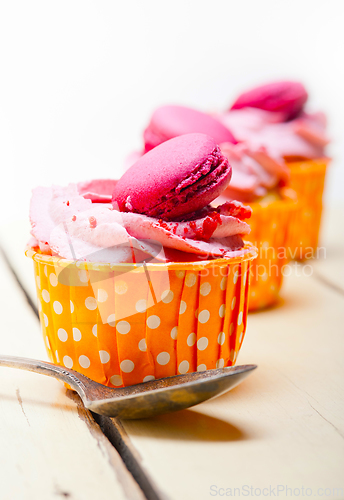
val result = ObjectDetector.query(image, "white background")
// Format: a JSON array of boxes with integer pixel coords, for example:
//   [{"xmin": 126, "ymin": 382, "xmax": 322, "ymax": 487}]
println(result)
[{"xmin": 0, "ymin": 0, "xmax": 343, "ymax": 223}]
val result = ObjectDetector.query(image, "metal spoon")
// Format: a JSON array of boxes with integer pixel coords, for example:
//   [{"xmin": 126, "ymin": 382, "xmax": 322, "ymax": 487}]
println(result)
[{"xmin": 0, "ymin": 354, "xmax": 256, "ymax": 419}]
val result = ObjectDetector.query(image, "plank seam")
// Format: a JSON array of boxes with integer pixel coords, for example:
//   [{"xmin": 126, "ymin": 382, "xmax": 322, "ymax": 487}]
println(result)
[
  {"xmin": 93, "ymin": 414, "xmax": 167, "ymax": 500},
  {"xmin": 310, "ymin": 268, "xmax": 344, "ymax": 296}
]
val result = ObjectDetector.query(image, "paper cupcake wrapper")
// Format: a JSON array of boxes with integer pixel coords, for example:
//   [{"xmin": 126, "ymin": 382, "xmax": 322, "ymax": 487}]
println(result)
[
  {"xmin": 243, "ymin": 188, "xmax": 298, "ymax": 311},
  {"xmin": 26, "ymin": 245, "xmax": 257, "ymax": 388},
  {"xmin": 286, "ymin": 158, "xmax": 329, "ymax": 260}
]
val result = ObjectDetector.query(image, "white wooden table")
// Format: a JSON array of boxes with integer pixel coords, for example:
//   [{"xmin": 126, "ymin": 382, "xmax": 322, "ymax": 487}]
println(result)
[{"xmin": 0, "ymin": 204, "xmax": 343, "ymax": 500}]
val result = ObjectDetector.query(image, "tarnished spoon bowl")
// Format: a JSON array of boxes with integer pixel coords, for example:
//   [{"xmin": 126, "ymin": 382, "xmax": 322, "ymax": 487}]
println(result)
[{"xmin": 0, "ymin": 355, "xmax": 256, "ymax": 419}]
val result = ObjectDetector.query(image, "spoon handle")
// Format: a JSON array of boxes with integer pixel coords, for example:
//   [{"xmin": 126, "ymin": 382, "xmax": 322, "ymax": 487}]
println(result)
[{"xmin": 0, "ymin": 354, "xmax": 93, "ymax": 399}]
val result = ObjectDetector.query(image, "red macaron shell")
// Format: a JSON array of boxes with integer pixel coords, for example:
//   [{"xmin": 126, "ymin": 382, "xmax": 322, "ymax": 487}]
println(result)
[
  {"xmin": 230, "ymin": 81, "xmax": 308, "ymax": 120},
  {"xmin": 112, "ymin": 133, "xmax": 232, "ymax": 221},
  {"xmin": 143, "ymin": 105, "xmax": 237, "ymax": 152}
]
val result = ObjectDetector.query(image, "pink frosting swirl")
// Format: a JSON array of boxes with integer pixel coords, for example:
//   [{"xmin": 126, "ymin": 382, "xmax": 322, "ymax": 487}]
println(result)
[
  {"xmin": 29, "ymin": 180, "xmax": 252, "ymax": 263},
  {"xmin": 217, "ymin": 107, "xmax": 329, "ymax": 201}
]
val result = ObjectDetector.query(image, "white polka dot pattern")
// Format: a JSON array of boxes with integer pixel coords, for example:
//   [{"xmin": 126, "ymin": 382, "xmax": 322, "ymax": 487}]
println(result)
[
  {"xmin": 49, "ymin": 273, "xmax": 58, "ymax": 287},
  {"xmin": 78, "ymin": 270, "xmax": 89, "ymax": 283},
  {"xmin": 115, "ymin": 280, "xmax": 128, "ymax": 295},
  {"xmin": 116, "ymin": 321, "xmax": 131, "ymax": 335},
  {"xmin": 216, "ymin": 358, "xmax": 225, "ymax": 369},
  {"xmin": 219, "ymin": 304, "xmax": 225, "ymax": 318},
  {"xmin": 110, "ymin": 374, "xmax": 123, "ymax": 386},
  {"xmin": 185, "ymin": 273, "xmax": 197, "ymax": 287},
  {"xmin": 99, "ymin": 350, "xmax": 110, "ymax": 364},
  {"xmin": 138, "ymin": 339, "xmax": 147, "ymax": 352},
  {"xmin": 72, "ymin": 328, "xmax": 82, "ymax": 341},
  {"xmin": 135, "ymin": 299, "xmax": 147, "ymax": 313},
  {"xmin": 97, "ymin": 288, "xmax": 108, "ymax": 302},
  {"xmin": 161, "ymin": 290, "xmax": 174, "ymax": 303},
  {"xmin": 200, "ymin": 282, "xmax": 211, "ymax": 296},
  {"xmin": 53, "ymin": 301, "xmax": 63, "ymax": 314},
  {"xmin": 58, "ymin": 328, "xmax": 68, "ymax": 342},
  {"xmin": 85, "ymin": 297, "xmax": 97, "ymax": 310},
  {"xmin": 197, "ymin": 364, "xmax": 207, "ymax": 372},
  {"xmin": 147, "ymin": 315, "xmax": 160, "ymax": 329},
  {"xmin": 198, "ymin": 309, "xmax": 210, "ymax": 324},
  {"xmin": 121, "ymin": 360, "xmax": 134, "ymax": 373},
  {"xmin": 170, "ymin": 326, "xmax": 178, "ymax": 340},
  {"xmin": 107, "ymin": 314, "xmax": 116, "ymax": 326},
  {"xmin": 217, "ymin": 332, "xmax": 225, "ymax": 345},
  {"xmin": 63, "ymin": 356, "xmax": 73, "ymax": 368},
  {"xmin": 178, "ymin": 360, "xmax": 189, "ymax": 374},
  {"xmin": 187, "ymin": 332, "xmax": 196, "ymax": 347},
  {"xmin": 157, "ymin": 352, "xmax": 170, "ymax": 366},
  {"xmin": 179, "ymin": 301, "xmax": 187, "ymax": 314},
  {"xmin": 79, "ymin": 355, "xmax": 90, "ymax": 369},
  {"xmin": 197, "ymin": 337, "xmax": 208, "ymax": 351}
]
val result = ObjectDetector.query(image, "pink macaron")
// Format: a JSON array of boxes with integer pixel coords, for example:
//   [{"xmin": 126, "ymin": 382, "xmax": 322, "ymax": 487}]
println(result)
[
  {"xmin": 230, "ymin": 81, "xmax": 308, "ymax": 120},
  {"xmin": 143, "ymin": 104, "xmax": 236, "ymax": 152},
  {"xmin": 112, "ymin": 133, "xmax": 232, "ymax": 221}
]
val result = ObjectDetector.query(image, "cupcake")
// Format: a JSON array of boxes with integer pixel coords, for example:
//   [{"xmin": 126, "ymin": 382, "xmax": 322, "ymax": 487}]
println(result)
[
  {"xmin": 27, "ymin": 134, "xmax": 257, "ymax": 388},
  {"xmin": 212, "ymin": 142, "xmax": 297, "ymax": 311},
  {"xmin": 137, "ymin": 103, "xmax": 297, "ymax": 310},
  {"xmin": 221, "ymin": 80, "xmax": 330, "ymax": 261}
]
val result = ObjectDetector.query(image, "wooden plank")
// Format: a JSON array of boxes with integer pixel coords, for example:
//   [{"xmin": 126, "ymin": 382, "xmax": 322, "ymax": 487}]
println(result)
[{"xmin": 0, "ymin": 251, "xmax": 145, "ymax": 500}]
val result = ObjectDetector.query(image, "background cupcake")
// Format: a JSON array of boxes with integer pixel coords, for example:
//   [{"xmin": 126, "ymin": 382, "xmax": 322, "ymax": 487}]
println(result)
[
  {"xmin": 135, "ymin": 103, "xmax": 297, "ymax": 310},
  {"xmin": 220, "ymin": 81, "xmax": 330, "ymax": 261},
  {"xmin": 213, "ymin": 142, "xmax": 297, "ymax": 310}
]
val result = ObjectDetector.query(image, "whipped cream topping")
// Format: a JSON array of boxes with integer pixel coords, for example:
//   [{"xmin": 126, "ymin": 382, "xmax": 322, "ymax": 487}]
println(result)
[
  {"xmin": 220, "ymin": 108, "xmax": 329, "ymax": 162},
  {"xmin": 29, "ymin": 181, "xmax": 252, "ymax": 263},
  {"xmin": 219, "ymin": 142, "xmax": 289, "ymax": 202},
  {"xmin": 217, "ymin": 107, "xmax": 329, "ymax": 201}
]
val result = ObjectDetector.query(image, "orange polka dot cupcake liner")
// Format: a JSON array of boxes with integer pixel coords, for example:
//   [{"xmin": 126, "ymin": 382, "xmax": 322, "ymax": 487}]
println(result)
[
  {"xmin": 26, "ymin": 244, "xmax": 257, "ymax": 388},
  {"xmin": 244, "ymin": 188, "xmax": 298, "ymax": 311},
  {"xmin": 286, "ymin": 158, "xmax": 329, "ymax": 261}
]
